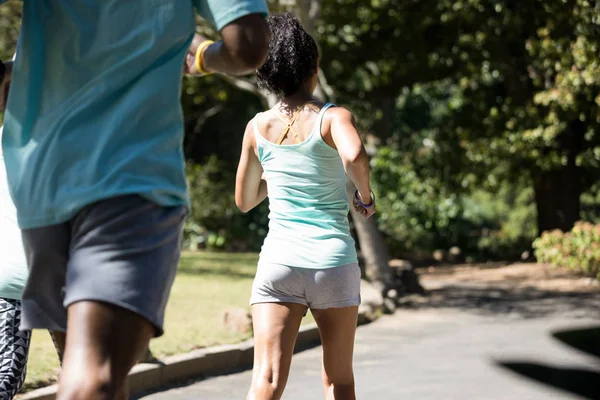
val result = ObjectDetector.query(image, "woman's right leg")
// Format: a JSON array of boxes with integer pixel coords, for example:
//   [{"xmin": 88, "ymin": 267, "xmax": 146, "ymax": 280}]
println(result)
[
  {"xmin": 247, "ymin": 302, "xmax": 307, "ymax": 400},
  {"xmin": 312, "ymin": 306, "xmax": 359, "ymax": 400},
  {"xmin": 0, "ymin": 298, "xmax": 32, "ymax": 400}
]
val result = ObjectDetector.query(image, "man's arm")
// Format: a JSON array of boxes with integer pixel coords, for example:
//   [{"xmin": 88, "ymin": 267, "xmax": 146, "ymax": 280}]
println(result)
[{"xmin": 185, "ymin": 1, "xmax": 270, "ymax": 76}]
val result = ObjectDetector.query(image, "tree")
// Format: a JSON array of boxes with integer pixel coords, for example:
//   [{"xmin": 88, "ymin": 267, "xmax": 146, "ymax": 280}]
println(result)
[
  {"xmin": 0, "ymin": 3, "xmax": 20, "ymax": 56},
  {"xmin": 315, "ymin": 0, "xmax": 600, "ymax": 235},
  {"xmin": 434, "ymin": 0, "xmax": 600, "ymax": 234}
]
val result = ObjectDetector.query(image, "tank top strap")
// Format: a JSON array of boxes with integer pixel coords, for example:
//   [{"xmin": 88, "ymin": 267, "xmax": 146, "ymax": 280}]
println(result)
[
  {"xmin": 252, "ymin": 113, "xmax": 261, "ymax": 141},
  {"xmin": 252, "ymin": 112, "xmax": 266, "ymax": 161},
  {"xmin": 310, "ymin": 103, "xmax": 335, "ymax": 138}
]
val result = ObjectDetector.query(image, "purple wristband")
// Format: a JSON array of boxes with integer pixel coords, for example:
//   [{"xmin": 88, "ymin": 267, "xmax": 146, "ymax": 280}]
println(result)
[{"xmin": 354, "ymin": 190, "xmax": 375, "ymax": 208}]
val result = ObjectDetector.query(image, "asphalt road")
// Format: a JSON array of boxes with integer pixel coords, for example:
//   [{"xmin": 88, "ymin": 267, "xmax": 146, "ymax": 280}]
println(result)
[{"xmin": 138, "ymin": 306, "xmax": 600, "ymax": 400}]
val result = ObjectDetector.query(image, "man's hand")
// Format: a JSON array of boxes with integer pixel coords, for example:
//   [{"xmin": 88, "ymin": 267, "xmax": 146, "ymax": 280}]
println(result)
[
  {"xmin": 185, "ymin": 14, "xmax": 269, "ymax": 77},
  {"xmin": 0, "ymin": 61, "xmax": 12, "ymax": 112},
  {"xmin": 184, "ymin": 34, "xmax": 211, "ymax": 76}
]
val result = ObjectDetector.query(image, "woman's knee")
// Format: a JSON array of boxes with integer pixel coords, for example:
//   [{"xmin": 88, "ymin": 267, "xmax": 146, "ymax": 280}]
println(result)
[
  {"xmin": 250, "ymin": 368, "xmax": 287, "ymax": 399},
  {"xmin": 323, "ymin": 364, "xmax": 355, "ymax": 386}
]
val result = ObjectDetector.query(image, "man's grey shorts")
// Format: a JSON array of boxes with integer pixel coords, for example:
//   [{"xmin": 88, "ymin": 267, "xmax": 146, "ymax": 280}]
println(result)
[
  {"xmin": 20, "ymin": 195, "xmax": 186, "ymax": 337},
  {"xmin": 250, "ymin": 262, "xmax": 361, "ymax": 309}
]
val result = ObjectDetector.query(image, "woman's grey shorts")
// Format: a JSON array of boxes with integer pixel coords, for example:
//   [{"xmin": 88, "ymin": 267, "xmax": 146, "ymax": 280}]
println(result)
[
  {"xmin": 20, "ymin": 195, "xmax": 186, "ymax": 337},
  {"xmin": 250, "ymin": 262, "xmax": 361, "ymax": 309}
]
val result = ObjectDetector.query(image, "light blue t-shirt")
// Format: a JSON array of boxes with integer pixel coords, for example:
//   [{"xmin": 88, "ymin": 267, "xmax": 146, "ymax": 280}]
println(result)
[{"xmin": 1, "ymin": 0, "xmax": 267, "ymax": 229}]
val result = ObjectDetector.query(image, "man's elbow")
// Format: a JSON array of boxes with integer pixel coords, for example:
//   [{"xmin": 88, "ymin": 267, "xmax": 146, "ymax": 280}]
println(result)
[
  {"xmin": 235, "ymin": 28, "xmax": 269, "ymax": 70},
  {"xmin": 224, "ymin": 14, "xmax": 270, "ymax": 71},
  {"xmin": 239, "ymin": 42, "xmax": 269, "ymax": 71}
]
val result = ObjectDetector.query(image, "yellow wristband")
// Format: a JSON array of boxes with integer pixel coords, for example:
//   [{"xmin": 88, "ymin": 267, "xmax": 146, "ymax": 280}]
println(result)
[{"xmin": 195, "ymin": 40, "xmax": 215, "ymax": 76}]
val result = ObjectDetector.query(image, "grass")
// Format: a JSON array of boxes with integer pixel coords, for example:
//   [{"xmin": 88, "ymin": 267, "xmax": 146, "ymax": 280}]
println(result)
[{"xmin": 22, "ymin": 252, "xmax": 315, "ymax": 392}]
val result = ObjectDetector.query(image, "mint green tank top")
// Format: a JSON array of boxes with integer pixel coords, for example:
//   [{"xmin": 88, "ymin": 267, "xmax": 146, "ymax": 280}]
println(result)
[{"xmin": 254, "ymin": 103, "xmax": 358, "ymax": 269}]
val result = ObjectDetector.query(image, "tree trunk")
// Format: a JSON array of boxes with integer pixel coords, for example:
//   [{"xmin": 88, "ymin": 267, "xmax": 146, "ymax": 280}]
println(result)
[
  {"xmin": 533, "ymin": 168, "xmax": 580, "ymax": 234},
  {"xmin": 533, "ymin": 124, "xmax": 583, "ymax": 234}
]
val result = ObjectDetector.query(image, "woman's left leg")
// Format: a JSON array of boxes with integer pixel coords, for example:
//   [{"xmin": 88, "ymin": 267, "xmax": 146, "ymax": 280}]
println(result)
[
  {"xmin": 0, "ymin": 298, "xmax": 32, "ymax": 400},
  {"xmin": 247, "ymin": 302, "xmax": 307, "ymax": 400}
]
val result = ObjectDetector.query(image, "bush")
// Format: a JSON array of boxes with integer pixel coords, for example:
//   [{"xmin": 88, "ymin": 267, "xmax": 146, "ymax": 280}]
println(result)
[
  {"xmin": 371, "ymin": 145, "xmax": 537, "ymax": 260},
  {"xmin": 184, "ymin": 156, "xmax": 269, "ymax": 251},
  {"xmin": 465, "ymin": 186, "xmax": 537, "ymax": 259},
  {"xmin": 533, "ymin": 221, "xmax": 600, "ymax": 280}
]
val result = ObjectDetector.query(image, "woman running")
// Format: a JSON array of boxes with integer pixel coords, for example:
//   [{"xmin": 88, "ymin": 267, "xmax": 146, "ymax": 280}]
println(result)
[{"xmin": 235, "ymin": 13, "xmax": 375, "ymax": 400}]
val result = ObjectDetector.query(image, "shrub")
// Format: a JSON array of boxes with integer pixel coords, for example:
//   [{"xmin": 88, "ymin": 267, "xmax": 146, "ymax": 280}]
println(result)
[
  {"xmin": 184, "ymin": 156, "xmax": 269, "ymax": 251},
  {"xmin": 371, "ymin": 145, "xmax": 537, "ymax": 260},
  {"xmin": 533, "ymin": 221, "xmax": 600, "ymax": 280}
]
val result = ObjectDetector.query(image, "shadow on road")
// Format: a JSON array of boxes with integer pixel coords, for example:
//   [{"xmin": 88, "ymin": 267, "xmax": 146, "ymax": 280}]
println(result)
[
  {"xmin": 496, "ymin": 326, "xmax": 600, "ymax": 400},
  {"xmin": 410, "ymin": 285, "xmax": 599, "ymax": 319},
  {"xmin": 553, "ymin": 326, "xmax": 600, "ymax": 360},
  {"xmin": 497, "ymin": 362, "xmax": 600, "ymax": 399}
]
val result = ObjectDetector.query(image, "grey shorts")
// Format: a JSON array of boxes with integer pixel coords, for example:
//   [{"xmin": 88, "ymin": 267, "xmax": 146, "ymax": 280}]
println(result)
[
  {"xmin": 250, "ymin": 263, "xmax": 361, "ymax": 309},
  {"xmin": 20, "ymin": 195, "xmax": 186, "ymax": 337}
]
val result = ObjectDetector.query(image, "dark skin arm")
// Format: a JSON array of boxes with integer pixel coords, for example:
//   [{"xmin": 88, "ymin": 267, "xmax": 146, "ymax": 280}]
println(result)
[{"xmin": 185, "ymin": 13, "xmax": 269, "ymax": 76}]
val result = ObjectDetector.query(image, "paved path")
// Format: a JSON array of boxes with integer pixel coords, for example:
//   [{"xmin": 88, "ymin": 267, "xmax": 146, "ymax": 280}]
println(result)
[{"xmin": 139, "ymin": 307, "xmax": 599, "ymax": 399}]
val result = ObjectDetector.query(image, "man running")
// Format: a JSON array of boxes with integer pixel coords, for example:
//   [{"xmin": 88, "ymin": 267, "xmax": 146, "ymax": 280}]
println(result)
[{"xmin": 0, "ymin": 1, "xmax": 269, "ymax": 399}]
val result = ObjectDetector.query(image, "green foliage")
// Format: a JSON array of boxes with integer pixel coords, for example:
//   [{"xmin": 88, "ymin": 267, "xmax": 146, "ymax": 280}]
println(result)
[
  {"xmin": 372, "ymin": 144, "xmax": 537, "ymax": 260},
  {"xmin": 184, "ymin": 156, "xmax": 268, "ymax": 251},
  {"xmin": 371, "ymin": 145, "xmax": 458, "ymax": 252},
  {"xmin": 0, "ymin": 2, "xmax": 20, "ymax": 60},
  {"xmin": 465, "ymin": 187, "xmax": 537, "ymax": 258},
  {"xmin": 181, "ymin": 74, "xmax": 263, "ymax": 163},
  {"xmin": 581, "ymin": 181, "xmax": 600, "ymax": 223},
  {"xmin": 318, "ymin": 0, "xmax": 600, "ymax": 233},
  {"xmin": 533, "ymin": 222, "xmax": 600, "ymax": 280}
]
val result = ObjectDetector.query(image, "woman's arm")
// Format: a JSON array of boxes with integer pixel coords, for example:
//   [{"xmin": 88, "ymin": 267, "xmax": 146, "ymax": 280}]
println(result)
[
  {"xmin": 328, "ymin": 107, "xmax": 375, "ymax": 218},
  {"xmin": 235, "ymin": 119, "xmax": 267, "ymax": 213}
]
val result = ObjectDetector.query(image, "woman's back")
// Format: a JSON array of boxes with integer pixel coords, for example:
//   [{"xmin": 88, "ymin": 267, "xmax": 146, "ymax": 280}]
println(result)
[{"xmin": 253, "ymin": 103, "xmax": 357, "ymax": 268}]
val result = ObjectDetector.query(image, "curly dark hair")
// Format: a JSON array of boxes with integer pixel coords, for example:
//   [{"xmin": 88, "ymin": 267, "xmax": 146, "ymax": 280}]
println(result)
[{"xmin": 256, "ymin": 13, "xmax": 319, "ymax": 98}]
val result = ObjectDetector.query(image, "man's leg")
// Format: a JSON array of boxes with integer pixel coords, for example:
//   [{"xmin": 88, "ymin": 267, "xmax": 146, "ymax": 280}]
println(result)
[
  {"xmin": 56, "ymin": 302, "xmax": 154, "ymax": 400},
  {"xmin": 56, "ymin": 195, "xmax": 185, "ymax": 400},
  {"xmin": 50, "ymin": 331, "xmax": 65, "ymax": 365}
]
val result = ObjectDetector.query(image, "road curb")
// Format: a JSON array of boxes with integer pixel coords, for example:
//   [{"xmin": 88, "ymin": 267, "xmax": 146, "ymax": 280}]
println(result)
[{"xmin": 20, "ymin": 323, "xmax": 323, "ymax": 400}]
